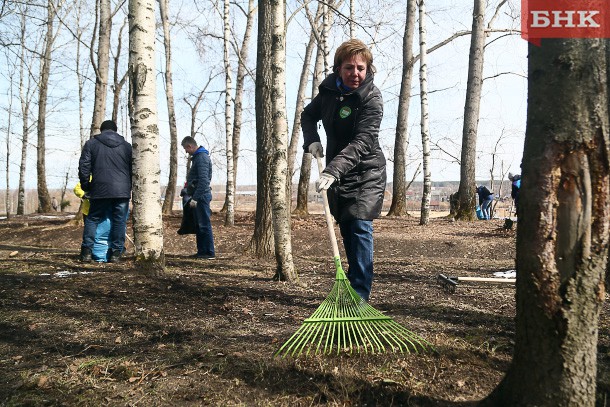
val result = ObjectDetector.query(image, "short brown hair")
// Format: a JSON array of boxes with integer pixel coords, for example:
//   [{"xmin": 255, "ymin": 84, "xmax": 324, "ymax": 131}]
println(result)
[
  {"xmin": 181, "ymin": 136, "xmax": 197, "ymax": 148},
  {"xmin": 333, "ymin": 39, "xmax": 374, "ymax": 73}
]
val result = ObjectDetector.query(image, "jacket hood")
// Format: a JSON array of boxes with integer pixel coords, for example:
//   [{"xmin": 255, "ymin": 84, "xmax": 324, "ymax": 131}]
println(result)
[{"xmin": 96, "ymin": 130, "xmax": 126, "ymax": 148}]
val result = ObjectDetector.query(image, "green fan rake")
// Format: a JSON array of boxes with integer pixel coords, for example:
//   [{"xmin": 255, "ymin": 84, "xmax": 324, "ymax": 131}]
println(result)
[{"xmin": 275, "ymin": 156, "xmax": 431, "ymax": 358}]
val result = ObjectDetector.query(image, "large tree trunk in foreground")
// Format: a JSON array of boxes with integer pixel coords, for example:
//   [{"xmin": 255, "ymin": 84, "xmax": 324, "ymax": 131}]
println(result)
[
  {"xmin": 128, "ymin": 0, "xmax": 165, "ymax": 275},
  {"xmin": 482, "ymin": 38, "xmax": 610, "ymax": 407}
]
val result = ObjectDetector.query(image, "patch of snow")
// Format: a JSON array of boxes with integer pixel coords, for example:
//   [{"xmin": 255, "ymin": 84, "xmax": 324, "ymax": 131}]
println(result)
[
  {"xmin": 493, "ymin": 270, "xmax": 516, "ymax": 278},
  {"xmin": 41, "ymin": 270, "xmax": 95, "ymax": 278}
]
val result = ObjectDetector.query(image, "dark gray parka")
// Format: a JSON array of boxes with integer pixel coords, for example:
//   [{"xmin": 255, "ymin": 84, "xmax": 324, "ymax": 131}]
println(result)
[
  {"xmin": 78, "ymin": 130, "xmax": 132, "ymax": 199},
  {"xmin": 302, "ymin": 72, "xmax": 386, "ymax": 222}
]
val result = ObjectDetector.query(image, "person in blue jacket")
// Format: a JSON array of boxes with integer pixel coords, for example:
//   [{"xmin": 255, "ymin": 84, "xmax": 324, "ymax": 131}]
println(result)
[
  {"xmin": 508, "ymin": 172, "xmax": 521, "ymax": 215},
  {"xmin": 476, "ymin": 185, "xmax": 494, "ymax": 220},
  {"xmin": 182, "ymin": 136, "xmax": 215, "ymax": 259}
]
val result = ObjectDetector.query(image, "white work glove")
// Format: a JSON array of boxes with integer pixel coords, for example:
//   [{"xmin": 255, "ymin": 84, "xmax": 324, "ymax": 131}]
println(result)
[
  {"xmin": 189, "ymin": 199, "xmax": 198, "ymax": 209},
  {"xmin": 308, "ymin": 142, "xmax": 324, "ymax": 158},
  {"xmin": 316, "ymin": 173, "xmax": 336, "ymax": 192}
]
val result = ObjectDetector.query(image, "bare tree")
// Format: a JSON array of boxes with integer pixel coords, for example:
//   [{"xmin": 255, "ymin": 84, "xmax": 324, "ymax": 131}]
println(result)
[
  {"xmin": 268, "ymin": 0, "xmax": 297, "ymax": 281},
  {"xmin": 248, "ymin": 0, "xmax": 275, "ymax": 257},
  {"xmin": 293, "ymin": 2, "xmax": 331, "ymax": 216},
  {"xmin": 287, "ymin": 2, "xmax": 322, "ymax": 209},
  {"xmin": 222, "ymin": 0, "xmax": 235, "ymax": 226},
  {"xmin": 37, "ymin": 0, "xmax": 64, "ymax": 213},
  {"xmin": 418, "ymin": 0, "xmax": 431, "ymax": 225},
  {"xmin": 111, "ymin": 18, "xmax": 128, "ymax": 123},
  {"xmin": 128, "ymin": 0, "xmax": 165, "ymax": 274},
  {"xmin": 225, "ymin": 0, "xmax": 255, "ymax": 213},
  {"xmin": 158, "ymin": 0, "xmax": 178, "ymax": 214},
  {"xmin": 4, "ymin": 60, "xmax": 14, "ymax": 219},
  {"xmin": 89, "ymin": 0, "xmax": 112, "ymax": 137},
  {"xmin": 453, "ymin": 0, "xmax": 486, "ymax": 221},
  {"xmin": 16, "ymin": 5, "xmax": 36, "ymax": 216},
  {"xmin": 387, "ymin": 0, "xmax": 416, "ymax": 217},
  {"xmin": 482, "ymin": 38, "xmax": 610, "ymax": 407}
]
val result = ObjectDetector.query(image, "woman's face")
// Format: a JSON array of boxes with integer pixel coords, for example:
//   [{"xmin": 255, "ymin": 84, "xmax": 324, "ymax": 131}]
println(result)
[{"xmin": 338, "ymin": 54, "xmax": 367, "ymax": 90}]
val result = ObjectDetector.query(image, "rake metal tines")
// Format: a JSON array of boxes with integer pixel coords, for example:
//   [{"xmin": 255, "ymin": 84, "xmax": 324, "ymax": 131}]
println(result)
[{"xmin": 275, "ymin": 276, "xmax": 431, "ymax": 358}]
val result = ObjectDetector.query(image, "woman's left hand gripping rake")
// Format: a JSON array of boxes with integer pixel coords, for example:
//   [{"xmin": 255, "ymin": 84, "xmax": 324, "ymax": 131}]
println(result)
[{"xmin": 275, "ymin": 155, "xmax": 432, "ymax": 358}]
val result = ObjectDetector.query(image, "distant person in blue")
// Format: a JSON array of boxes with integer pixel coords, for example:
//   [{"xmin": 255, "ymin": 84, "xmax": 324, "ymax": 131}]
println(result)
[
  {"xmin": 476, "ymin": 185, "xmax": 494, "ymax": 220},
  {"xmin": 508, "ymin": 172, "xmax": 521, "ymax": 215},
  {"xmin": 78, "ymin": 120, "xmax": 132, "ymax": 263},
  {"xmin": 182, "ymin": 136, "xmax": 215, "ymax": 259}
]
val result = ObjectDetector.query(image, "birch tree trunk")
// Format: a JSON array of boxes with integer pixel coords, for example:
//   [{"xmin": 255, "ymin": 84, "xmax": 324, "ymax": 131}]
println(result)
[
  {"xmin": 294, "ymin": 3, "xmax": 329, "ymax": 216},
  {"xmin": 128, "ymin": 0, "xmax": 165, "ymax": 274},
  {"xmin": 17, "ymin": 7, "xmax": 31, "ymax": 216},
  {"xmin": 90, "ymin": 0, "xmax": 111, "ymax": 137},
  {"xmin": 418, "ymin": 0, "xmax": 431, "ymax": 225},
  {"xmin": 482, "ymin": 38, "xmax": 610, "ymax": 407},
  {"xmin": 454, "ymin": 0, "xmax": 486, "ymax": 221},
  {"xmin": 222, "ymin": 0, "xmax": 235, "ymax": 226},
  {"xmin": 226, "ymin": 0, "xmax": 255, "ymax": 212},
  {"xmin": 5, "ymin": 80, "xmax": 13, "ymax": 218},
  {"xmin": 159, "ymin": 0, "xmax": 178, "ymax": 215},
  {"xmin": 36, "ymin": 0, "xmax": 57, "ymax": 213},
  {"xmin": 387, "ymin": 0, "xmax": 416, "ymax": 217},
  {"xmin": 248, "ymin": 0, "xmax": 274, "ymax": 257},
  {"xmin": 76, "ymin": 1, "xmax": 86, "ymax": 150},
  {"xmin": 268, "ymin": 0, "xmax": 298, "ymax": 282},
  {"xmin": 286, "ymin": 5, "xmax": 320, "ymax": 209},
  {"xmin": 111, "ymin": 20, "xmax": 128, "ymax": 123}
]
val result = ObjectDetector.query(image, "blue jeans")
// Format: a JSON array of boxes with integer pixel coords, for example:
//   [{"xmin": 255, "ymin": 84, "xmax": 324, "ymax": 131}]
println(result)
[
  {"xmin": 339, "ymin": 219, "xmax": 374, "ymax": 301},
  {"xmin": 195, "ymin": 192, "xmax": 215, "ymax": 256},
  {"xmin": 82, "ymin": 198, "xmax": 130, "ymax": 253},
  {"xmin": 481, "ymin": 198, "xmax": 493, "ymax": 220}
]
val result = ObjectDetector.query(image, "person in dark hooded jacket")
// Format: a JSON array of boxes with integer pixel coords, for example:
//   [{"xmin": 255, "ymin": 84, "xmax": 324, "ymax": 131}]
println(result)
[
  {"xmin": 301, "ymin": 39, "xmax": 386, "ymax": 302},
  {"xmin": 182, "ymin": 136, "xmax": 215, "ymax": 259},
  {"xmin": 78, "ymin": 120, "xmax": 132, "ymax": 263}
]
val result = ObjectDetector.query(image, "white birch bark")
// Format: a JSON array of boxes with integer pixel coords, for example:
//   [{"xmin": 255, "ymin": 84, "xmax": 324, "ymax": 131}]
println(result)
[
  {"xmin": 227, "ymin": 0, "xmax": 255, "ymax": 211},
  {"xmin": 418, "ymin": 0, "xmax": 431, "ymax": 225},
  {"xmin": 158, "ymin": 0, "xmax": 179, "ymax": 214},
  {"xmin": 349, "ymin": 0, "xmax": 355, "ymax": 38},
  {"xmin": 223, "ymin": 0, "xmax": 235, "ymax": 226},
  {"xmin": 5, "ymin": 79, "xmax": 13, "ymax": 218},
  {"xmin": 17, "ymin": 7, "xmax": 31, "ymax": 216},
  {"xmin": 269, "ymin": 0, "xmax": 297, "ymax": 281},
  {"xmin": 128, "ymin": 0, "xmax": 165, "ymax": 273}
]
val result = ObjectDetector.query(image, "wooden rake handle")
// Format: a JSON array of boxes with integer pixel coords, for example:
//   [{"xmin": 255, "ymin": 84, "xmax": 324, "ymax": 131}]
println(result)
[{"xmin": 316, "ymin": 155, "xmax": 341, "ymax": 260}]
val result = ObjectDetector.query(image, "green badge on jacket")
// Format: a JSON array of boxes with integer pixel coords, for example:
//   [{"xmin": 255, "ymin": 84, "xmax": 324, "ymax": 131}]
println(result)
[{"xmin": 339, "ymin": 106, "xmax": 352, "ymax": 119}]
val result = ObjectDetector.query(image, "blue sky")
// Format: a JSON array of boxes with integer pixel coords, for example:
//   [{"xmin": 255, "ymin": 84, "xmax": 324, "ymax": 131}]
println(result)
[{"xmin": 0, "ymin": 0, "xmax": 526, "ymax": 191}]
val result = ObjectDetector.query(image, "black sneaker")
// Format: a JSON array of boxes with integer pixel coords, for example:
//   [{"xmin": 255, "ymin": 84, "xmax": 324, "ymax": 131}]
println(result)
[
  {"xmin": 190, "ymin": 253, "xmax": 215, "ymax": 260},
  {"xmin": 80, "ymin": 247, "xmax": 92, "ymax": 262},
  {"xmin": 108, "ymin": 250, "xmax": 122, "ymax": 263}
]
